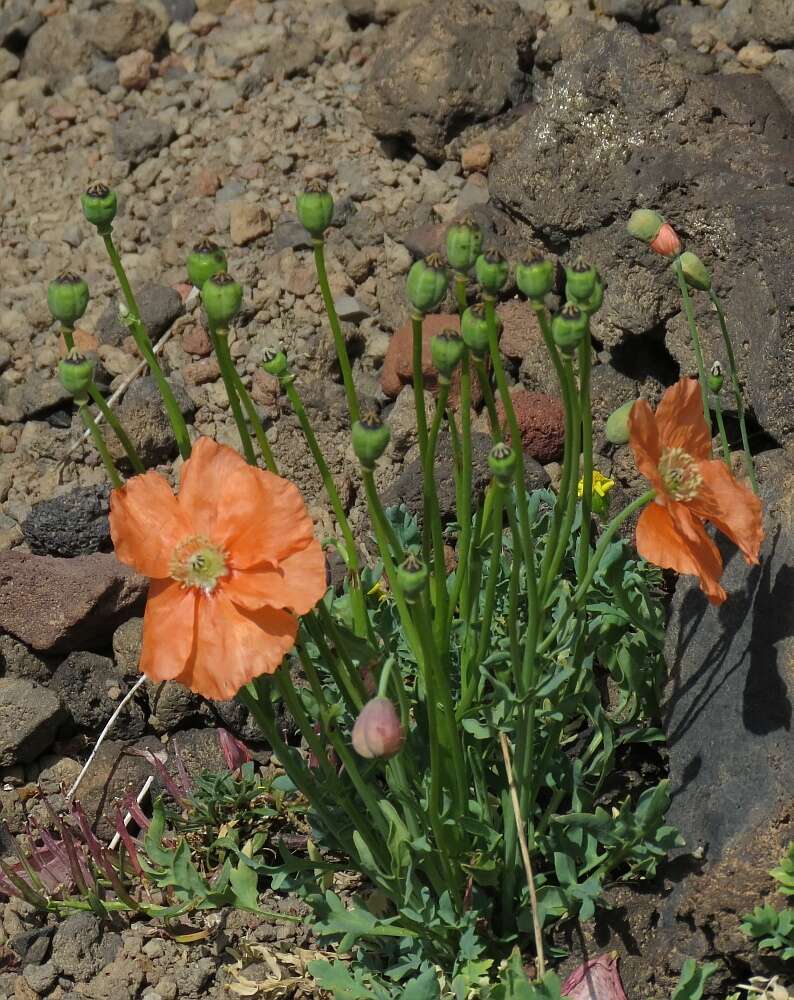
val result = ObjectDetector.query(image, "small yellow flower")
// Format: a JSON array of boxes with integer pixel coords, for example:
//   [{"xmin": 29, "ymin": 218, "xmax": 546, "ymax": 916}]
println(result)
[
  {"xmin": 578, "ymin": 470, "xmax": 616, "ymax": 518},
  {"xmin": 367, "ymin": 580, "xmax": 389, "ymax": 604}
]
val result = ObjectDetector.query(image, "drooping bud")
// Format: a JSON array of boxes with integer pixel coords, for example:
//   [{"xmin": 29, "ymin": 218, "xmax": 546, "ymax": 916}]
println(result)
[
  {"xmin": 352, "ymin": 410, "xmax": 390, "ymax": 469},
  {"xmin": 475, "ymin": 249, "xmax": 509, "ymax": 295},
  {"xmin": 565, "ymin": 257, "xmax": 598, "ymax": 303},
  {"xmin": 201, "ymin": 272, "xmax": 243, "ymax": 326},
  {"xmin": 396, "ymin": 552, "xmax": 428, "ymax": 601},
  {"xmin": 431, "ymin": 328, "xmax": 465, "ymax": 380},
  {"xmin": 47, "ymin": 272, "xmax": 89, "ymax": 326},
  {"xmin": 81, "ymin": 182, "xmax": 117, "ymax": 231},
  {"xmin": 649, "ymin": 222, "xmax": 682, "ymax": 258},
  {"xmin": 296, "ymin": 179, "xmax": 335, "ymax": 238},
  {"xmin": 218, "ymin": 729, "xmax": 252, "ymax": 772},
  {"xmin": 460, "ymin": 302, "xmax": 493, "ymax": 357},
  {"xmin": 626, "ymin": 209, "xmax": 664, "ymax": 244},
  {"xmin": 605, "ymin": 399, "xmax": 635, "ymax": 445},
  {"xmin": 351, "ymin": 697, "xmax": 404, "ymax": 759},
  {"xmin": 551, "ymin": 303, "xmax": 588, "ymax": 354},
  {"xmin": 445, "ymin": 216, "xmax": 484, "ymax": 272},
  {"xmin": 488, "ymin": 442, "xmax": 516, "ymax": 486},
  {"xmin": 262, "ymin": 346, "xmax": 289, "ymax": 377},
  {"xmin": 561, "ymin": 954, "xmax": 628, "ymax": 1000},
  {"xmin": 679, "ymin": 250, "xmax": 711, "ymax": 291},
  {"xmin": 515, "ymin": 256, "xmax": 555, "ymax": 301},
  {"xmin": 406, "ymin": 253, "xmax": 449, "ymax": 314},
  {"xmin": 186, "ymin": 240, "xmax": 228, "ymax": 289},
  {"xmin": 58, "ymin": 352, "xmax": 95, "ymax": 402},
  {"xmin": 707, "ymin": 360, "xmax": 724, "ymax": 394}
]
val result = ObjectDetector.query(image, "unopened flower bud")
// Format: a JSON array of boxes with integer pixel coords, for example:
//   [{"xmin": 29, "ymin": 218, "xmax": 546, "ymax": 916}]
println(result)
[
  {"xmin": 551, "ymin": 303, "xmax": 588, "ymax": 354},
  {"xmin": 396, "ymin": 552, "xmax": 428, "ymax": 601},
  {"xmin": 565, "ymin": 257, "xmax": 598, "ymax": 303},
  {"xmin": 186, "ymin": 240, "xmax": 228, "ymax": 289},
  {"xmin": 352, "ymin": 410, "xmax": 390, "ymax": 469},
  {"xmin": 461, "ymin": 302, "xmax": 497, "ymax": 357},
  {"xmin": 515, "ymin": 256, "xmax": 555, "ymax": 301},
  {"xmin": 679, "ymin": 250, "xmax": 711, "ymax": 291},
  {"xmin": 561, "ymin": 953, "xmax": 628, "ymax": 1000},
  {"xmin": 296, "ymin": 179, "xmax": 335, "ymax": 238},
  {"xmin": 445, "ymin": 216, "xmax": 483, "ymax": 272},
  {"xmin": 431, "ymin": 328, "xmax": 465, "ymax": 379},
  {"xmin": 351, "ymin": 697, "xmax": 404, "ymax": 759},
  {"xmin": 626, "ymin": 209, "xmax": 664, "ymax": 244},
  {"xmin": 201, "ymin": 272, "xmax": 243, "ymax": 326},
  {"xmin": 262, "ymin": 346, "xmax": 289, "ymax": 377},
  {"xmin": 58, "ymin": 352, "xmax": 95, "ymax": 402},
  {"xmin": 605, "ymin": 399, "xmax": 635, "ymax": 445},
  {"xmin": 406, "ymin": 253, "xmax": 449, "ymax": 314},
  {"xmin": 81, "ymin": 182, "xmax": 117, "ymax": 231},
  {"xmin": 488, "ymin": 442, "xmax": 516, "ymax": 485},
  {"xmin": 707, "ymin": 361, "xmax": 724, "ymax": 394},
  {"xmin": 47, "ymin": 272, "xmax": 89, "ymax": 326},
  {"xmin": 649, "ymin": 223, "xmax": 682, "ymax": 258},
  {"xmin": 475, "ymin": 249, "xmax": 509, "ymax": 295}
]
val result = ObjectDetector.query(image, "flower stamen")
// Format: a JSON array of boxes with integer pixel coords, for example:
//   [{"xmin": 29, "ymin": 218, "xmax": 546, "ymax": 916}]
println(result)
[
  {"xmin": 659, "ymin": 447, "xmax": 702, "ymax": 502},
  {"xmin": 170, "ymin": 535, "xmax": 229, "ymax": 593}
]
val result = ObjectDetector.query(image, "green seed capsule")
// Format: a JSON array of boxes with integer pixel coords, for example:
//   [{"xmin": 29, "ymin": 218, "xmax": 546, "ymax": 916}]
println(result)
[
  {"xmin": 352, "ymin": 410, "xmax": 391, "ymax": 469},
  {"xmin": 81, "ymin": 182, "xmax": 117, "ymax": 231},
  {"xmin": 565, "ymin": 257, "xmax": 598, "ymax": 303},
  {"xmin": 296, "ymin": 179, "xmax": 335, "ymax": 238},
  {"xmin": 571, "ymin": 276, "xmax": 604, "ymax": 317},
  {"xmin": 488, "ymin": 442, "xmax": 516, "ymax": 485},
  {"xmin": 262, "ymin": 347, "xmax": 289, "ymax": 377},
  {"xmin": 47, "ymin": 272, "xmax": 89, "ymax": 326},
  {"xmin": 201, "ymin": 272, "xmax": 243, "ymax": 326},
  {"xmin": 707, "ymin": 361, "xmax": 724, "ymax": 394},
  {"xmin": 475, "ymin": 249, "xmax": 509, "ymax": 295},
  {"xmin": 515, "ymin": 256, "xmax": 555, "ymax": 301},
  {"xmin": 605, "ymin": 399, "xmax": 636, "ymax": 445},
  {"xmin": 551, "ymin": 303, "xmax": 588, "ymax": 354},
  {"xmin": 396, "ymin": 552, "xmax": 428, "ymax": 601},
  {"xmin": 431, "ymin": 328, "xmax": 465, "ymax": 380},
  {"xmin": 58, "ymin": 352, "xmax": 95, "ymax": 402},
  {"xmin": 679, "ymin": 250, "xmax": 712, "ymax": 292},
  {"xmin": 626, "ymin": 208, "xmax": 664, "ymax": 244},
  {"xmin": 406, "ymin": 253, "xmax": 449, "ymax": 314},
  {"xmin": 460, "ymin": 303, "xmax": 492, "ymax": 357},
  {"xmin": 445, "ymin": 216, "xmax": 484, "ymax": 272},
  {"xmin": 186, "ymin": 240, "xmax": 228, "ymax": 289}
]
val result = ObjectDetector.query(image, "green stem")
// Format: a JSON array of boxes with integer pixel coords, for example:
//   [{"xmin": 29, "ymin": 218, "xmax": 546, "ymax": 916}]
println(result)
[
  {"xmin": 411, "ymin": 313, "xmax": 432, "ymax": 569},
  {"xmin": 60, "ymin": 322, "xmax": 75, "ymax": 352},
  {"xmin": 101, "ymin": 231, "xmax": 191, "ymax": 459},
  {"xmin": 229, "ymin": 371, "xmax": 278, "ymax": 473},
  {"xmin": 209, "ymin": 324, "xmax": 256, "ymax": 464},
  {"xmin": 87, "ymin": 383, "xmax": 144, "ymax": 473},
  {"xmin": 576, "ymin": 333, "xmax": 594, "ymax": 583},
  {"xmin": 424, "ymin": 380, "xmax": 450, "ymax": 624},
  {"xmin": 713, "ymin": 393, "xmax": 731, "ymax": 469},
  {"xmin": 313, "ymin": 238, "xmax": 360, "ymax": 424},
  {"xmin": 454, "ymin": 273, "xmax": 468, "ymax": 316},
  {"xmin": 446, "ymin": 358, "xmax": 474, "ymax": 643},
  {"xmin": 473, "ymin": 357, "xmax": 501, "ymax": 440},
  {"xmin": 79, "ymin": 402, "xmax": 123, "ymax": 488},
  {"xmin": 672, "ymin": 258, "xmax": 710, "ymax": 424}
]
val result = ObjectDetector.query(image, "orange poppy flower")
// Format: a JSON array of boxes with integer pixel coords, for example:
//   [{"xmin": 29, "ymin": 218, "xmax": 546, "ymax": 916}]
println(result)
[
  {"xmin": 109, "ymin": 438, "xmax": 326, "ymax": 700},
  {"xmin": 629, "ymin": 378, "xmax": 763, "ymax": 605}
]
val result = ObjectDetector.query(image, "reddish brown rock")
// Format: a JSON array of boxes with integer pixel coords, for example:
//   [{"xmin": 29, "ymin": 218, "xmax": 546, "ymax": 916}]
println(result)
[
  {"xmin": 496, "ymin": 387, "xmax": 565, "ymax": 463},
  {"xmin": 182, "ymin": 357, "xmax": 220, "ymax": 386},
  {"xmin": 251, "ymin": 369, "xmax": 280, "ymax": 411},
  {"xmin": 0, "ymin": 551, "xmax": 147, "ymax": 654},
  {"xmin": 181, "ymin": 323, "xmax": 212, "ymax": 356},
  {"xmin": 496, "ymin": 299, "xmax": 544, "ymax": 361}
]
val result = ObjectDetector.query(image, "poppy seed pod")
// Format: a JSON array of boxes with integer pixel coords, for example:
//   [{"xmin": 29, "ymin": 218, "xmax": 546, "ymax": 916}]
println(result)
[
  {"xmin": 461, "ymin": 302, "xmax": 499, "ymax": 357},
  {"xmin": 406, "ymin": 254, "xmax": 449, "ymax": 314},
  {"xmin": 81, "ymin": 182, "xmax": 117, "ymax": 231},
  {"xmin": 515, "ymin": 256, "xmax": 555, "ymax": 301},
  {"xmin": 605, "ymin": 399, "xmax": 635, "ymax": 445},
  {"xmin": 679, "ymin": 250, "xmax": 712, "ymax": 291},
  {"xmin": 488, "ymin": 442, "xmax": 516, "ymax": 485},
  {"xmin": 262, "ymin": 346, "xmax": 289, "ymax": 377},
  {"xmin": 649, "ymin": 223, "xmax": 682, "ymax": 258},
  {"xmin": 551, "ymin": 303, "xmax": 588, "ymax": 354},
  {"xmin": 708, "ymin": 361, "xmax": 724, "ymax": 394},
  {"xmin": 445, "ymin": 216, "xmax": 484, "ymax": 272},
  {"xmin": 574, "ymin": 276, "xmax": 604, "ymax": 316},
  {"xmin": 187, "ymin": 240, "xmax": 228, "ymax": 289},
  {"xmin": 396, "ymin": 552, "xmax": 428, "ymax": 601},
  {"xmin": 351, "ymin": 697, "xmax": 404, "ymax": 759},
  {"xmin": 565, "ymin": 257, "xmax": 598, "ymax": 303},
  {"xmin": 431, "ymin": 328, "xmax": 465, "ymax": 379},
  {"xmin": 296, "ymin": 179, "xmax": 334, "ymax": 238},
  {"xmin": 626, "ymin": 208, "xmax": 664, "ymax": 244},
  {"xmin": 58, "ymin": 352, "xmax": 95, "ymax": 401},
  {"xmin": 475, "ymin": 249, "xmax": 509, "ymax": 295},
  {"xmin": 352, "ymin": 410, "xmax": 390, "ymax": 468},
  {"xmin": 201, "ymin": 272, "xmax": 243, "ymax": 326},
  {"xmin": 47, "ymin": 272, "xmax": 89, "ymax": 326}
]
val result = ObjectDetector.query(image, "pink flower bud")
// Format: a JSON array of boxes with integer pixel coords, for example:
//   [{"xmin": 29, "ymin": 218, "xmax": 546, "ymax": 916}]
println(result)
[
  {"xmin": 351, "ymin": 698, "xmax": 404, "ymax": 759},
  {"xmin": 649, "ymin": 222, "xmax": 681, "ymax": 257},
  {"xmin": 561, "ymin": 953, "xmax": 628, "ymax": 1000},
  {"xmin": 218, "ymin": 728, "xmax": 252, "ymax": 772}
]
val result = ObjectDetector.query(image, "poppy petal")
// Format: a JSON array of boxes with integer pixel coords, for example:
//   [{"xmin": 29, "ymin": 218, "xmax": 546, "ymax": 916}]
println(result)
[
  {"xmin": 654, "ymin": 378, "xmax": 711, "ymax": 459},
  {"xmin": 176, "ymin": 590, "xmax": 297, "ymax": 701},
  {"xmin": 224, "ymin": 540, "xmax": 327, "ymax": 615},
  {"xmin": 628, "ymin": 399, "xmax": 663, "ymax": 489},
  {"xmin": 109, "ymin": 472, "xmax": 191, "ymax": 578},
  {"xmin": 178, "ymin": 438, "xmax": 316, "ymax": 568},
  {"xmin": 636, "ymin": 500, "xmax": 726, "ymax": 604},
  {"xmin": 690, "ymin": 459, "xmax": 764, "ymax": 564},
  {"xmin": 139, "ymin": 579, "xmax": 197, "ymax": 682}
]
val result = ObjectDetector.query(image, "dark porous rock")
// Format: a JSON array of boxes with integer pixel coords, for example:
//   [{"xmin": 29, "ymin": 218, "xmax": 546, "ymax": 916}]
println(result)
[
  {"xmin": 490, "ymin": 25, "xmax": 794, "ymax": 446},
  {"xmin": 381, "ymin": 431, "xmax": 549, "ymax": 522},
  {"xmin": 109, "ymin": 375, "xmax": 195, "ymax": 467},
  {"xmin": 112, "ymin": 111, "xmax": 175, "ymax": 166},
  {"xmin": 0, "ymin": 551, "xmax": 146, "ymax": 654},
  {"xmin": 112, "ymin": 616, "xmax": 143, "ymax": 678},
  {"xmin": 0, "ymin": 634, "xmax": 51, "ymax": 683},
  {"xmin": 341, "ymin": 0, "xmax": 423, "ymax": 23},
  {"xmin": 92, "ymin": 2, "xmax": 166, "ymax": 58},
  {"xmin": 764, "ymin": 59, "xmax": 794, "ymax": 117},
  {"xmin": 599, "ymin": 0, "xmax": 667, "ymax": 27},
  {"xmin": 146, "ymin": 679, "xmax": 202, "ymax": 733},
  {"xmin": 51, "ymin": 913, "xmax": 122, "ymax": 982},
  {"xmin": 589, "ymin": 362, "xmax": 638, "ymax": 431},
  {"xmin": 97, "ymin": 283, "xmax": 183, "ymax": 348},
  {"xmin": 0, "ymin": 372, "xmax": 73, "ymax": 424},
  {"xmin": 0, "ymin": 678, "xmax": 65, "ymax": 766},
  {"xmin": 18, "ymin": 13, "xmax": 93, "ymax": 90},
  {"xmin": 9, "ymin": 926, "xmax": 55, "ymax": 966},
  {"xmin": 752, "ymin": 0, "xmax": 794, "ymax": 46},
  {"xmin": 52, "ymin": 652, "xmax": 146, "ymax": 740},
  {"xmin": 22, "ymin": 484, "xmax": 111, "ymax": 557},
  {"xmin": 359, "ymin": 0, "xmax": 537, "ymax": 161},
  {"xmin": 208, "ymin": 697, "xmax": 262, "ymax": 744}
]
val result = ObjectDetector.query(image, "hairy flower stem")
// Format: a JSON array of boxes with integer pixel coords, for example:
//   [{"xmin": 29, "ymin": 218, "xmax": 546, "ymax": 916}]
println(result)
[
  {"xmin": 424, "ymin": 381, "xmax": 450, "ymax": 625},
  {"xmin": 411, "ymin": 314, "xmax": 432, "ymax": 569},
  {"xmin": 101, "ymin": 232, "xmax": 191, "ymax": 459},
  {"xmin": 87, "ymin": 384, "xmax": 144, "ymax": 474},
  {"xmin": 473, "ymin": 357, "xmax": 501, "ymax": 439},
  {"xmin": 79, "ymin": 402, "xmax": 122, "ymax": 488},
  {"xmin": 209, "ymin": 324, "xmax": 256, "ymax": 465},
  {"xmin": 446, "ymin": 357, "xmax": 474, "ymax": 653},
  {"xmin": 708, "ymin": 288, "xmax": 758, "ymax": 492},
  {"xmin": 313, "ymin": 238, "xmax": 361, "ymax": 424},
  {"xmin": 713, "ymin": 393, "xmax": 731, "ymax": 469},
  {"xmin": 227, "ymin": 371, "xmax": 277, "ymax": 473},
  {"xmin": 673, "ymin": 258, "xmax": 710, "ymax": 424},
  {"xmin": 576, "ymin": 334, "xmax": 594, "ymax": 583},
  {"xmin": 454, "ymin": 273, "xmax": 468, "ymax": 316}
]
